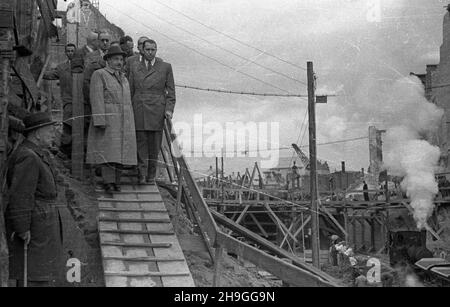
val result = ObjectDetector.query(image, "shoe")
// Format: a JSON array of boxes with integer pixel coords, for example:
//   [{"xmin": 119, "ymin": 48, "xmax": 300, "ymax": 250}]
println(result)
[
  {"xmin": 113, "ymin": 184, "xmax": 121, "ymax": 192},
  {"xmin": 138, "ymin": 175, "xmax": 147, "ymax": 185},
  {"xmin": 103, "ymin": 183, "xmax": 114, "ymax": 195}
]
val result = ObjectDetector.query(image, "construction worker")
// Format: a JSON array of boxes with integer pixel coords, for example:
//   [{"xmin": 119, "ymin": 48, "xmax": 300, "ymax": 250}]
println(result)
[
  {"xmin": 363, "ymin": 181, "xmax": 370, "ymax": 201},
  {"xmin": 5, "ymin": 112, "xmax": 63, "ymax": 287},
  {"xmin": 329, "ymin": 235, "xmax": 340, "ymax": 266},
  {"xmin": 43, "ymin": 43, "xmax": 76, "ymax": 157}
]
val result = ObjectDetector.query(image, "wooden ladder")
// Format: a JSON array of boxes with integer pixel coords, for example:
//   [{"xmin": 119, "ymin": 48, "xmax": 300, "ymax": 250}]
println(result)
[{"xmin": 97, "ymin": 184, "xmax": 195, "ymax": 287}]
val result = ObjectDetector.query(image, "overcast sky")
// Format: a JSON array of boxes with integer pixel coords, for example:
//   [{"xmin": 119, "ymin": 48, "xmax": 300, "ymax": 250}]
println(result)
[{"xmin": 59, "ymin": 0, "xmax": 446, "ymax": 172}]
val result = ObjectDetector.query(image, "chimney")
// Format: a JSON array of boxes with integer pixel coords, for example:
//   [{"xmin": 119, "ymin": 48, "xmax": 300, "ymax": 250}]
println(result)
[{"xmin": 341, "ymin": 161, "xmax": 346, "ymax": 173}]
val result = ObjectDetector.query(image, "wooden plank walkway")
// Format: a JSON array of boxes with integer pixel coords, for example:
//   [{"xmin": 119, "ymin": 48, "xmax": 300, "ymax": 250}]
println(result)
[{"xmin": 97, "ymin": 184, "xmax": 195, "ymax": 287}]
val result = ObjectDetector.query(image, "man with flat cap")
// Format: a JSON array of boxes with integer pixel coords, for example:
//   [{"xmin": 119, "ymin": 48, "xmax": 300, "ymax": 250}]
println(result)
[{"xmin": 5, "ymin": 112, "xmax": 63, "ymax": 287}]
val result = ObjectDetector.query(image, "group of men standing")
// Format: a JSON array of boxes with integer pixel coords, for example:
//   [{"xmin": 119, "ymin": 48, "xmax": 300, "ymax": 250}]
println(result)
[
  {"xmin": 47, "ymin": 31, "xmax": 176, "ymax": 191},
  {"xmin": 4, "ymin": 31, "xmax": 176, "ymax": 285}
]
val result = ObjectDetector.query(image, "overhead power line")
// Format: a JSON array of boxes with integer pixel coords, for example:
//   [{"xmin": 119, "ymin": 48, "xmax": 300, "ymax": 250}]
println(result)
[
  {"xmin": 183, "ymin": 136, "xmax": 368, "ymax": 155},
  {"xmin": 104, "ymin": 3, "xmax": 294, "ymax": 94},
  {"xmin": 148, "ymin": 0, "xmax": 307, "ymax": 71},
  {"xmin": 176, "ymin": 84, "xmax": 337, "ymax": 98},
  {"xmin": 176, "ymin": 84, "xmax": 307, "ymax": 98},
  {"xmin": 131, "ymin": 2, "xmax": 307, "ymax": 86}
]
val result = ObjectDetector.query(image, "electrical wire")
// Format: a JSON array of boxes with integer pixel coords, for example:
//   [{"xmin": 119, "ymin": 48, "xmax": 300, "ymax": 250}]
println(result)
[
  {"xmin": 147, "ymin": 0, "xmax": 308, "ymax": 71},
  {"xmin": 176, "ymin": 84, "xmax": 308, "ymax": 98},
  {"xmin": 131, "ymin": 2, "xmax": 308, "ymax": 86},
  {"xmin": 103, "ymin": 2, "xmax": 294, "ymax": 95}
]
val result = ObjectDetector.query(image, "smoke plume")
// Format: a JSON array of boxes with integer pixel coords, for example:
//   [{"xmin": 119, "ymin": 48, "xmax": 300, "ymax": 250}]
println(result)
[{"xmin": 383, "ymin": 76, "xmax": 443, "ymax": 229}]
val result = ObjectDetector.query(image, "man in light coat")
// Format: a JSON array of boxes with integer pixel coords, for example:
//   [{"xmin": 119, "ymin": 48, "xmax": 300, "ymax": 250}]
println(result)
[
  {"xmin": 128, "ymin": 39, "xmax": 176, "ymax": 184},
  {"xmin": 86, "ymin": 45, "xmax": 137, "ymax": 194}
]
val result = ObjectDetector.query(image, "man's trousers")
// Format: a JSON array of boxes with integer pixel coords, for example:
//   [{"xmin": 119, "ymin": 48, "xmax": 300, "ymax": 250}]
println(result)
[
  {"xmin": 136, "ymin": 131, "xmax": 163, "ymax": 180},
  {"xmin": 101, "ymin": 163, "xmax": 123, "ymax": 184}
]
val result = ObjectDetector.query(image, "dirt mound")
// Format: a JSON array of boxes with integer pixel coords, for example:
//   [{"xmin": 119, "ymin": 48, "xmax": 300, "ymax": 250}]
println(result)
[{"xmin": 51, "ymin": 155, "xmax": 104, "ymax": 287}]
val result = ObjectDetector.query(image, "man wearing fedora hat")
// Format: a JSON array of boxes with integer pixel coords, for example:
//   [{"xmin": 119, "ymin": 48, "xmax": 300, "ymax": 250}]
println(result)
[
  {"xmin": 5, "ymin": 112, "xmax": 63, "ymax": 287},
  {"xmin": 86, "ymin": 45, "xmax": 137, "ymax": 193}
]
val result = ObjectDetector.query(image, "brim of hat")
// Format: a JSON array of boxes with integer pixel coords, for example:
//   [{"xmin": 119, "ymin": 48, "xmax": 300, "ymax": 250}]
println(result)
[
  {"xmin": 103, "ymin": 52, "xmax": 127, "ymax": 61},
  {"xmin": 24, "ymin": 121, "xmax": 58, "ymax": 132}
]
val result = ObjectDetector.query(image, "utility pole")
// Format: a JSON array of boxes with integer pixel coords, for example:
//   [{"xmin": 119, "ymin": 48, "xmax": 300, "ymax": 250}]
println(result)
[
  {"xmin": 220, "ymin": 149, "xmax": 225, "ymax": 214},
  {"xmin": 307, "ymin": 61, "xmax": 320, "ymax": 268}
]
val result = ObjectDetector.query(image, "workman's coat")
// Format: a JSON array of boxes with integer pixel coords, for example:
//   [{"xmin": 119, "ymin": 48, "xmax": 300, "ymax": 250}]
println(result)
[
  {"xmin": 44, "ymin": 61, "xmax": 73, "ymax": 126},
  {"xmin": 83, "ymin": 50, "xmax": 106, "ymax": 104},
  {"xmin": 5, "ymin": 140, "xmax": 63, "ymax": 282},
  {"xmin": 128, "ymin": 57, "xmax": 176, "ymax": 131},
  {"xmin": 86, "ymin": 67, "xmax": 137, "ymax": 166}
]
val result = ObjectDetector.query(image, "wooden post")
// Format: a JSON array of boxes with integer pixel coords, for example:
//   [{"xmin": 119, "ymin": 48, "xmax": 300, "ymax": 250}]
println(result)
[
  {"xmin": 343, "ymin": 209, "xmax": 349, "ymax": 244},
  {"xmin": 160, "ymin": 145, "xmax": 174, "ymax": 183},
  {"xmin": 360, "ymin": 216, "xmax": 366, "ymax": 252},
  {"xmin": 220, "ymin": 154, "xmax": 225, "ymax": 214},
  {"xmin": 215, "ymin": 157, "xmax": 219, "ymax": 189},
  {"xmin": 385, "ymin": 179, "xmax": 390, "ymax": 203},
  {"xmin": 352, "ymin": 216, "xmax": 357, "ymax": 250},
  {"xmin": 71, "ymin": 72, "xmax": 84, "ymax": 179},
  {"xmin": 212, "ymin": 247, "xmax": 223, "ymax": 287},
  {"xmin": 175, "ymin": 177, "xmax": 183, "ymax": 230},
  {"xmin": 370, "ymin": 214, "xmax": 376, "ymax": 252},
  {"xmin": 307, "ymin": 61, "xmax": 320, "ymax": 268},
  {"xmin": 0, "ymin": 56, "xmax": 11, "ymax": 287}
]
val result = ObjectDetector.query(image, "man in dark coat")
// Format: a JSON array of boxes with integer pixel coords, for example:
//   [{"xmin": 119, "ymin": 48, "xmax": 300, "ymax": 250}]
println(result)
[
  {"xmin": 125, "ymin": 36, "xmax": 149, "ymax": 79},
  {"xmin": 363, "ymin": 181, "xmax": 370, "ymax": 202},
  {"xmin": 128, "ymin": 39, "xmax": 176, "ymax": 184},
  {"xmin": 5, "ymin": 112, "xmax": 62, "ymax": 287},
  {"xmin": 71, "ymin": 31, "xmax": 97, "ymax": 73},
  {"xmin": 43, "ymin": 43, "xmax": 76, "ymax": 156},
  {"xmin": 120, "ymin": 35, "xmax": 135, "ymax": 58}
]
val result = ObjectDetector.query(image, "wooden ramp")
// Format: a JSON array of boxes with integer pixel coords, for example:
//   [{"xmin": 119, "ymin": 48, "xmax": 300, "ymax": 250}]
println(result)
[{"xmin": 96, "ymin": 184, "xmax": 195, "ymax": 287}]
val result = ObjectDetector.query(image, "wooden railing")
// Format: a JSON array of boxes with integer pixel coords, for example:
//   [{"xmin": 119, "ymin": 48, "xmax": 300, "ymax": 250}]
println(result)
[{"xmin": 164, "ymin": 119, "xmax": 340, "ymax": 287}]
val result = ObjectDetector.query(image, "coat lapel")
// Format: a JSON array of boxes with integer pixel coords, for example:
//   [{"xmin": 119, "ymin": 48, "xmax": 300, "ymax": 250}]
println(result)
[{"xmin": 142, "ymin": 58, "xmax": 162, "ymax": 79}]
